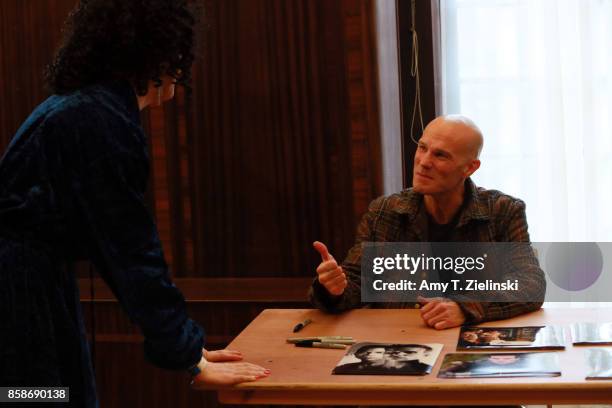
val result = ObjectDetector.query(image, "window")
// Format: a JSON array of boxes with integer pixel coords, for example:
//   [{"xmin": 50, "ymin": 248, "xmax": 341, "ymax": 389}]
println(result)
[
  {"xmin": 436, "ymin": 0, "xmax": 612, "ymax": 307},
  {"xmin": 437, "ymin": 0, "xmax": 612, "ymax": 242}
]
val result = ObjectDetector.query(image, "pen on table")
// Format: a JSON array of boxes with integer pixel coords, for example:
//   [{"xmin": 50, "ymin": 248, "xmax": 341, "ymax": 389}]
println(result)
[
  {"xmin": 317, "ymin": 338, "xmax": 355, "ymax": 345},
  {"xmin": 293, "ymin": 318, "xmax": 312, "ymax": 333},
  {"xmin": 286, "ymin": 336, "xmax": 354, "ymax": 344},
  {"xmin": 294, "ymin": 340, "xmax": 346, "ymax": 349}
]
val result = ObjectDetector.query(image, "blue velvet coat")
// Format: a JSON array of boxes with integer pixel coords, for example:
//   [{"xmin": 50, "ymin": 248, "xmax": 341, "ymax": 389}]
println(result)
[{"xmin": 0, "ymin": 81, "xmax": 205, "ymax": 407}]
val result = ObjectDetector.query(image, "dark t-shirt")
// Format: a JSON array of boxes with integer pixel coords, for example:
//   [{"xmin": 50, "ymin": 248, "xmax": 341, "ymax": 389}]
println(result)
[{"xmin": 427, "ymin": 193, "xmax": 471, "ymax": 242}]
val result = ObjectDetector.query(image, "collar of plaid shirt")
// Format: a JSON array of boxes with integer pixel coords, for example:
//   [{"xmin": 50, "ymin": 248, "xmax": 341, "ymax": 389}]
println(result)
[{"xmin": 392, "ymin": 178, "xmax": 490, "ymax": 229}]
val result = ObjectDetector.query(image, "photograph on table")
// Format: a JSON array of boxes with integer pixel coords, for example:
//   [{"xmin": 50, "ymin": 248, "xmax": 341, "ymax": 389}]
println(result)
[
  {"xmin": 571, "ymin": 322, "xmax": 612, "ymax": 345},
  {"xmin": 332, "ymin": 342, "xmax": 442, "ymax": 376},
  {"xmin": 585, "ymin": 348, "xmax": 612, "ymax": 380},
  {"xmin": 457, "ymin": 326, "xmax": 565, "ymax": 350},
  {"xmin": 438, "ymin": 352, "xmax": 561, "ymax": 378}
]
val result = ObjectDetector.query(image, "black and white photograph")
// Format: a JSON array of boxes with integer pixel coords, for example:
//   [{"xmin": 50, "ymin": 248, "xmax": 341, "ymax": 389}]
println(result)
[
  {"xmin": 458, "ymin": 326, "xmax": 565, "ymax": 350},
  {"xmin": 332, "ymin": 342, "xmax": 443, "ymax": 376},
  {"xmin": 438, "ymin": 352, "xmax": 561, "ymax": 378}
]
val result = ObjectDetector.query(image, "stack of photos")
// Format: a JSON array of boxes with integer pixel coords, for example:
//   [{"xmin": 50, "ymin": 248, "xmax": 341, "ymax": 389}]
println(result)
[
  {"xmin": 457, "ymin": 326, "xmax": 565, "ymax": 350},
  {"xmin": 438, "ymin": 352, "xmax": 561, "ymax": 378},
  {"xmin": 332, "ymin": 342, "xmax": 443, "ymax": 376},
  {"xmin": 571, "ymin": 322, "xmax": 612, "ymax": 345},
  {"xmin": 585, "ymin": 349, "xmax": 612, "ymax": 380}
]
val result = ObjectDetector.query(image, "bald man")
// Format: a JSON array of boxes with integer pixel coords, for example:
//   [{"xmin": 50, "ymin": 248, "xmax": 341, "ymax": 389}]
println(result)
[{"xmin": 309, "ymin": 115, "xmax": 545, "ymax": 329}]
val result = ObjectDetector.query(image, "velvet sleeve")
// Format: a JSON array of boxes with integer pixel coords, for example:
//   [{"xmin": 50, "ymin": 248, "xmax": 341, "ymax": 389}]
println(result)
[{"xmin": 73, "ymin": 148, "xmax": 204, "ymax": 371}]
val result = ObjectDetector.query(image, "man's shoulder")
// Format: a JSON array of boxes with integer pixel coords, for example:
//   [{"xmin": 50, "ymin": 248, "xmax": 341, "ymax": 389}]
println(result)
[
  {"xmin": 367, "ymin": 189, "xmax": 419, "ymax": 214},
  {"xmin": 473, "ymin": 185, "xmax": 527, "ymax": 217},
  {"xmin": 365, "ymin": 183, "xmax": 528, "ymax": 217}
]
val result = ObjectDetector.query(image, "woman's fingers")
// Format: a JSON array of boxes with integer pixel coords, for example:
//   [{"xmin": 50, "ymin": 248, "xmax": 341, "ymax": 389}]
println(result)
[
  {"xmin": 193, "ymin": 361, "xmax": 271, "ymax": 386},
  {"xmin": 204, "ymin": 349, "xmax": 244, "ymax": 362}
]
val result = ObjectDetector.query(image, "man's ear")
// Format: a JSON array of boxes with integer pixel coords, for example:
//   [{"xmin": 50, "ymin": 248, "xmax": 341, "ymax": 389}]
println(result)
[{"xmin": 464, "ymin": 159, "xmax": 480, "ymax": 178}]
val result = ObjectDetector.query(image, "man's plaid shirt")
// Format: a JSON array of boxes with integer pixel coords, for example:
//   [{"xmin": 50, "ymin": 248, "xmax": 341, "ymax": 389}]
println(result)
[{"xmin": 309, "ymin": 179, "xmax": 546, "ymax": 323}]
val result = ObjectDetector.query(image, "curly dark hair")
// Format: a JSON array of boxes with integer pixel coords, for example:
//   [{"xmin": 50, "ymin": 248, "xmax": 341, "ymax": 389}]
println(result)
[{"xmin": 45, "ymin": 0, "xmax": 202, "ymax": 96}]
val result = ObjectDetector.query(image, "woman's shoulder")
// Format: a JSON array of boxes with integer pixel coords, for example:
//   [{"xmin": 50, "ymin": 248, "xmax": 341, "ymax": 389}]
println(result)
[
  {"xmin": 47, "ymin": 81, "xmax": 139, "ymax": 127},
  {"xmin": 10, "ymin": 82, "xmax": 145, "ymax": 168}
]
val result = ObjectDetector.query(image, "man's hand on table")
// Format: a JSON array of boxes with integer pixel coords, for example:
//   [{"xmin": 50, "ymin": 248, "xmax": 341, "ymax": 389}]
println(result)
[
  {"xmin": 192, "ymin": 348, "xmax": 270, "ymax": 386},
  {"xmin": 418, "ymin": 296, "xmax": 466, "ymax": 329},
  {"xmin": 313, "ymin": 241, "xmax": 347, "ymax": 296}
]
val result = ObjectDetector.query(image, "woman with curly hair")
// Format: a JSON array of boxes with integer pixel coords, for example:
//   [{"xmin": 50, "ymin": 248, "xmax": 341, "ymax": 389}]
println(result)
[{"xmin": 0, "ymin": 1, "xmax": 269, "ymax": 406}]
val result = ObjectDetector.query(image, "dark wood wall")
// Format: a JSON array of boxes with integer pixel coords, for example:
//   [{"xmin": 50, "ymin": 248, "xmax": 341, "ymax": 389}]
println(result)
[
  {"xmin": 151, "ymin": 0, "xmax": 383, "ymax": 279},
  {"xmin": 0, "ymin": 0, "xmax": 76, "ymax": 144},
  {"xmin": 1, "ymin": 1, "xmax": 385, "ymax": 406}
]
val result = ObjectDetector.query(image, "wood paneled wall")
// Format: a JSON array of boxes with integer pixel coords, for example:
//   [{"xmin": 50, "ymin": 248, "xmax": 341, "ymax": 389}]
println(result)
[
  {"xmin": 0, "ymin": 0, "xmax": 76, "ymax": 148},
  {"xmin": 1, "ymin": 0, "xmax": 387, "ymax": 406},
  {"xmin": 147, "ymin": 0, "xmax": 382, "ymax": 278}
]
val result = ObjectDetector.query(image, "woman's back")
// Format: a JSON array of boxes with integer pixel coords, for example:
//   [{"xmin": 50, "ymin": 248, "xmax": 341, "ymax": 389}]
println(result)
[{"xmin": 0, "ymin": 81, "xmax": 202, "ymax": 408}]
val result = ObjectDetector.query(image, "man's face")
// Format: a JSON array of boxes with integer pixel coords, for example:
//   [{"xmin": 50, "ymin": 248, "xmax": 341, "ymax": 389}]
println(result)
[
  {"xmin": 462, "ymin": 331, "xmax": 479, "ymax": 343},
  {"xmin": 479, "ymin": 330, "xmax": 502, "ymax": 342},
  {"xmin": 360, "ymin": 347, "xmax": 386, "ymax": 363},
  {"xmin": 386, "ymin": 347, "xmax": 429, "ymax": 362},
  {"xmin": 488, "ymin": 355, "xmax": 519, "ymax": 365},
  {"xmin": 413, "ymin": 119, "xmax": 479, "ymax": 195}
]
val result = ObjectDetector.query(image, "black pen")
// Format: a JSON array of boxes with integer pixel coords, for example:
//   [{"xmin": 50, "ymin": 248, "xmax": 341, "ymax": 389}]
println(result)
[{"xmin": 293, "ymin": 318, "xmax": 312, "ymax": 332}]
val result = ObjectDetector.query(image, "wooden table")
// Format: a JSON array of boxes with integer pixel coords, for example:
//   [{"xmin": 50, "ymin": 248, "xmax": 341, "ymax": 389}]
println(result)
[{"xmin": 202, "ymin": 308, "xmax": 612, "ymax": 405}]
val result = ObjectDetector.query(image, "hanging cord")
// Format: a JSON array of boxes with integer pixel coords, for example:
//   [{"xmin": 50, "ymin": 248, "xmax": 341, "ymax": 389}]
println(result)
[
  {"xmin": 89, "ymin": 262, "xmax": 96, "ymax": 370},
  {"xmin": 409, "ymin": 0, "xmax": 425, "ymax": 144}
]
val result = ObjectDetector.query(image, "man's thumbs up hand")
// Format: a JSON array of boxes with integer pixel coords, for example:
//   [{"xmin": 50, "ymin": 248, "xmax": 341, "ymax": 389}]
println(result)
[{"xmin": 313, "ymin": 241, "xmax": 347, "ymax": 296}]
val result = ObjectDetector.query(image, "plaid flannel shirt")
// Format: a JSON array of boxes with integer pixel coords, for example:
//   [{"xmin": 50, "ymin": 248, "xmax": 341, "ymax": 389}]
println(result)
[{"xmin": 309, "ymin": 179, "xmax": 546, "ymax": 323}]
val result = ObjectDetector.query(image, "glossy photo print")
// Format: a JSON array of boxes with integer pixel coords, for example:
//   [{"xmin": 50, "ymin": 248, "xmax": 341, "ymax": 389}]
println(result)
[{"xmin": 333, "ymin": 342, "xmax": 442, "ymax": 376}]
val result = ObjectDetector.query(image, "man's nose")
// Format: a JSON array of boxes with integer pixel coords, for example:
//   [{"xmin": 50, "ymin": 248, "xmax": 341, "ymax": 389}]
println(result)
[{"xmin": 419, "ymin": 152, "xmax": 433, "ymax": 168}]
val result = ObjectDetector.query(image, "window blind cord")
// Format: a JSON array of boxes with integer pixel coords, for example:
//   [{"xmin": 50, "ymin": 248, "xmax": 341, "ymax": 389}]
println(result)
[{"xmin": 410, "ymin": 0, "xmax": 424, "ymax": 144}]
